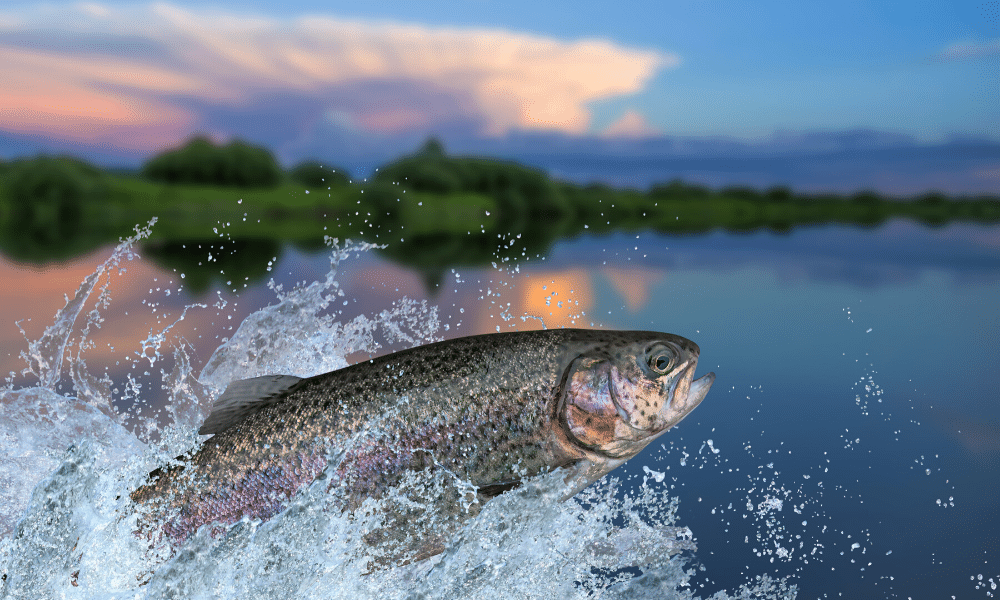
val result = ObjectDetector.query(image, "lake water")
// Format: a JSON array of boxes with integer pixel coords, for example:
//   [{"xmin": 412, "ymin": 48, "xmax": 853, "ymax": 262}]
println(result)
[{"xmin": 1, "ymin": 217, "xmax": 998, "ymax": 599}]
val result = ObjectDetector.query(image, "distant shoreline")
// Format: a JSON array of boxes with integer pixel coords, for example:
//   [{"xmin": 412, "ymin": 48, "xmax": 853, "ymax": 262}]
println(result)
[{"xmin": 1, "ymin": 142, "xmax": 997, "ymax": 287}]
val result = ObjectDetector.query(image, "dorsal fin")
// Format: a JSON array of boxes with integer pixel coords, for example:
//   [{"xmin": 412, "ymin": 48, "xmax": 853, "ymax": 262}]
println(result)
[{"xmin": 199, "ymin": 374, "xmax": 304, "ymax": 435}]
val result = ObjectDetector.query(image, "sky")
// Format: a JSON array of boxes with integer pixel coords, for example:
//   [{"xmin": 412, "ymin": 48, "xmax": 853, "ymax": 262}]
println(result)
[{"xmin": 0, "ymin": 0, "xmax": 998, "ymax": 190}]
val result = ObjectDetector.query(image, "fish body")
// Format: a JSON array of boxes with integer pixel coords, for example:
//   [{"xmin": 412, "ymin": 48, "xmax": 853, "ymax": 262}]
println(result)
[{"xmin": 131, "ymin": 329, "xmax": 714, "ymax": 546}]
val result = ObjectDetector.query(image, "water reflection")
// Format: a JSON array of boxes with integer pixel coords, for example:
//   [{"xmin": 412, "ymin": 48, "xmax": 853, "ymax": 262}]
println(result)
[
  {"xmin": 600, "ymin": 268, "xmax": 665, "ymax": 312},
  {"xmin": 2, "ymin": 220, "xmax": 998, "ymax": 598},
  {"xmin": 541, "ymin": 223, "xmax": 1000, "ymax": 289},
  {"xmin": 4, "ymin": 223, "xmax": 998, "ymax": 384}
]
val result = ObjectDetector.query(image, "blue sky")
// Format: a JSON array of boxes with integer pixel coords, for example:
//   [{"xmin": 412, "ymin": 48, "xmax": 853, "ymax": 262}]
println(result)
[{"xmin": 0, "ymin": 0, "xmax": 997, "ymax": 190}]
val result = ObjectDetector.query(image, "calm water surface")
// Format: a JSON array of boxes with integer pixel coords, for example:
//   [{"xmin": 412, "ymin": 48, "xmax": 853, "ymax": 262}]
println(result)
[{"xmin": 1, "ymin": 219, "xmax": 998, "ymax": 599}]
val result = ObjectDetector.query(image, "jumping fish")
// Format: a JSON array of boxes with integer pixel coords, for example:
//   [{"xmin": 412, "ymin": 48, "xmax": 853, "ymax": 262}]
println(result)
[{"xmin": 131, "ymin": 329, "xmax": 714, "ymax": 552}]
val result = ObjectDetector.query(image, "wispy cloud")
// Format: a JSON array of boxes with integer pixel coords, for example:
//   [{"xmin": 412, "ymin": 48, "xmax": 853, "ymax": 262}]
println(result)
[
  {"xmin": 0, "ymin": 2, "xmax": 674, "ymax": 155},
  {"xmin": 933, "ymin": 38, "xmax": 1000, "ymax": 61}
]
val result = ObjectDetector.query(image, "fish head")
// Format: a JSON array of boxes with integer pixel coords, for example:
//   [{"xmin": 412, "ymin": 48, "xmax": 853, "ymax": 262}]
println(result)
[{"xmin": 559, "ymin": 332, "xmax": 715, "ymax": 460}]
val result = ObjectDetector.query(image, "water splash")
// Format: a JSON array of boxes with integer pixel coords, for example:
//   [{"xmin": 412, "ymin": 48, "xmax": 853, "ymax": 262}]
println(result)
[
  {"xmin": 16, "ymin": 220, "xmax": 155, "ymax": 401},
  {"xmin": 199, "ymin": 237, "xmax": 441, "ymax": 390},
  {"xmin": 1, "ymin": 221, "xmax": 157, "ymax": 539},
  {"xmin": 0, "ymin": 227, "xmax": 795, "ymax": 599}
]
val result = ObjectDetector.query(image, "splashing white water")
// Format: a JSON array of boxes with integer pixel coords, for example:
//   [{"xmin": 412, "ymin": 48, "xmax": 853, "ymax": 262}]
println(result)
[{"xmin": 0, "ymin": 226, "xmax": 796, "ymax": 599}]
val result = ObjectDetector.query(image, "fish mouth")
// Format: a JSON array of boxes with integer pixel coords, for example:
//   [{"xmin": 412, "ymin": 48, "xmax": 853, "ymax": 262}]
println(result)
[
  {"xmin": 685, "ymin": 372, "xmax": 715, "ymax": 413},
  {"xmin": 653, "ymin": 369, "xmax": 714, "ymax": 433}
]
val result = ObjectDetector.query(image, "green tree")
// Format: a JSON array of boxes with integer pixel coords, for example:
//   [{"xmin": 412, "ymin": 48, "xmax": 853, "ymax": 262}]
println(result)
[
  {"xmin": 720, "ymin": 186, "xmax": 762, "ymax": 202},
  {"xmin": 851, "ymin": 190, "xmax": 882, "ymax": 205},
  {"xmin": 289, "ymin": 161, "xmax": 351, "ymax": 188},
  {"xmin": 373, "ymin": 138, "xmax": 569, "ymax": 225},
  {"xmin": 766, "ymin": 186, "xmax": 793, "ymax": 202},
  {"xmin": 142, "ymin": 136, "xmax": 282, "ymax": 187},
  {"xmin": 358, "ymin": 182, "xmax": 404, "ymax": 220},
  {"xmin": 419, "ymin": 137, "xmax": 446, "ymax": 157},
  {"xmin": 1, "ymin": 155, "xmax": 107, "ymax": 256},
  {"xmin": 5, "ymin": 156, "xmax": 103, "ymax": 225}
]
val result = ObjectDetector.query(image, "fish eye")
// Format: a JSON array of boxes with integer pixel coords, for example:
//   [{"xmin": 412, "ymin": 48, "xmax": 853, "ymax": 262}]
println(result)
[{"xmin": 646, "ymin": 346, "xmax": 676, "ymax": 374}]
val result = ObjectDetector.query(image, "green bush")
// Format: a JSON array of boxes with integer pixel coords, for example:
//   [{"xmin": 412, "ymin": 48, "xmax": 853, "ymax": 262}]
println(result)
[
  {"xmin": 289, "ymin": 161, "xmax": 351, "ymax": 188},
  {"xmin": 373, "ymin": 139, "xmax": 569, "ymax": 223},
  {"xmin": 372, "ymin": 137, "xmax": 460, "ymax": 193},
  {"xmin": 142, "ymin": 136, "xmax": 282, "ymax": 187},
  {"xmin": 963, "ymin": 198, "xmax": 1000, "ymax": 222},
  {"xmin": 1, "ymin": 155, "xmax": 107, "ymax": 251},
  {"xmin": 5, "ymin": 155, "xmax": 104, "ymax": 222},
  {"xmin": 851, "ymin": 190, "xmax": 883, "ymax": 205},
  {"xmin": 358, "ymin": 181, "xmax": 404, "ymax": 220},
  {"xmin": 913, "ymin": 192, "xmax": 949, "ymax": 227},
  {"xmin": 649, "ymin": 179, "xmax": 710, "ymax": 200},
  {"xmin": 383, "ymin": 159, "xmax": 463, "ymax": 194},
  {"xmin": 720, "ymin": 186, "xmax": 762, "ymax": 202},
  {"xmin": 766, "ymin": 186, "xmax": 793, "ymax": 202},
  {"xmin": 915, "ymin": 192, "xmax": 946, "ymax": 206}
]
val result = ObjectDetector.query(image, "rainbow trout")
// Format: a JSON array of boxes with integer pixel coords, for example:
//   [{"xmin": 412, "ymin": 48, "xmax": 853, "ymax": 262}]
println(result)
[{"xmin": 131, "ymin": 329, "xmax": 714, "ymax": 549}]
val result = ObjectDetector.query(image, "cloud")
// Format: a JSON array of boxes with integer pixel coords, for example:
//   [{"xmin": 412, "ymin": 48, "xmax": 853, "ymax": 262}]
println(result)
[
  {"xmin": 0, "ymin": 46, "xmax": 199, "ymax": 149},
  {"xmin": 0, "ymin": 2, "xmax": 673, "ymax": 155},
  {"xmin": 933, "ymin": 38, "xmax": 1000, "ymax": 61},
  {"xmin": 603, "ymin": 109, "xmax": 662, "ymax": 139}
]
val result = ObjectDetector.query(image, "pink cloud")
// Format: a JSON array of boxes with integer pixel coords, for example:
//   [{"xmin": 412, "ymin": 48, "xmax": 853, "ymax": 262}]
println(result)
[
  {"xmin": 0, "ymin": 58, "xmax": 195, "ymax": 149},
  {"xmin": 603, "ymin": 109, "xmax": 662, "ymax": 139},
  {"xmin": 0, "ymin": 3, "xmax": 675, "ymax": 153}
]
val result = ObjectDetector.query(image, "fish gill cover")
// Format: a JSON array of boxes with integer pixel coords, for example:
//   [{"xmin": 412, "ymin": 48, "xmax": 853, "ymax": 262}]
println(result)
[{"xmin": 0, "ymin": 221, "xmax": 795, "ymax": 600}]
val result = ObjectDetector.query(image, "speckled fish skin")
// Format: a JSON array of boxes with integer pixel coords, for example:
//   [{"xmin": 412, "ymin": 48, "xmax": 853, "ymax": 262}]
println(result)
[{"xmin": 131, "ymin": 329, "xmax": 714, "ymax": 545}]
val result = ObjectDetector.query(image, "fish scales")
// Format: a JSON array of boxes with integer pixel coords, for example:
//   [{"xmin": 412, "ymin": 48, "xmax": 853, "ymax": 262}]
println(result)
[{"xmin": 131, "ymin": 329, "xmax": 714, "ymax": 550}]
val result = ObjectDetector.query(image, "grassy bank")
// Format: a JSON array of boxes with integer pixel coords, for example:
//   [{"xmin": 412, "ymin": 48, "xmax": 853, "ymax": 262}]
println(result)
[{"xmin": 0, "ymin": 146, "xmax": 997, "ymax": 291}]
